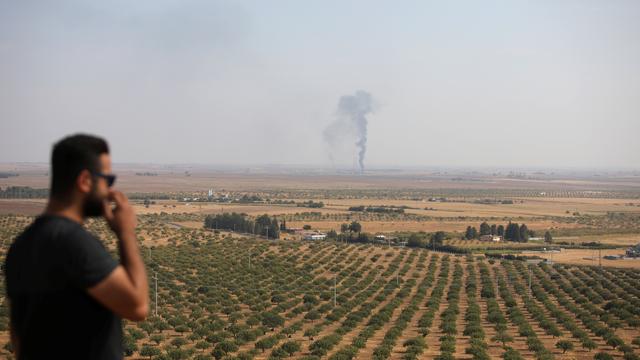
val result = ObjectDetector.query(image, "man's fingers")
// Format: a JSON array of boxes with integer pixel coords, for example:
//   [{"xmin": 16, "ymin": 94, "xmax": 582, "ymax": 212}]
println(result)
[
  {"xmin": 109, "ymin": 190, "xmax": 128, "ymax": 205},
  {"xmin": 103, "ymin": 199, "xmax": 114, "ymax": 221}
]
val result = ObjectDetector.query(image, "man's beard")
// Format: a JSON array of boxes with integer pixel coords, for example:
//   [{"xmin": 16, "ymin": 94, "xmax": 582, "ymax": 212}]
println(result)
[{"xmin": 83, "ymin": 187, "xmax": 105, "ymax": 218}]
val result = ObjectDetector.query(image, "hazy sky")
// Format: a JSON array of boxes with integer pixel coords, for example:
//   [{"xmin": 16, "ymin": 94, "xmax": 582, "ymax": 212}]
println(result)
[{"xmin": 1, "ymin": 0, "xmax": 639, "ymax": 169}]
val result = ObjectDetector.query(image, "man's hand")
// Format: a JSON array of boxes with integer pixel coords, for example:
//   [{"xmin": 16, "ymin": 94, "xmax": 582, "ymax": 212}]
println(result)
[
  {"xmin": 91, "ymin": 189, "xmax": 148, "ymax": 322},
  {"xmin": 103, "ymin": 190, "xmax": 137, "ymax": 236}
]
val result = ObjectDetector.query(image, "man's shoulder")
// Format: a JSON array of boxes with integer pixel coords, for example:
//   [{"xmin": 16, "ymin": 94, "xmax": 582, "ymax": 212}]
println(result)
[
  {"xmin": 12, "ymin": 215, "xmax": 102, "ymax": 256},
  {"xmin": 23, "ymin": 214, "xmax": 83, "ymax": 235}
]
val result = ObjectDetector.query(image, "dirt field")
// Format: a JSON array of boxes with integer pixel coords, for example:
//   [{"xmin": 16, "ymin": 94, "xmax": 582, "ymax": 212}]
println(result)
[
  {"xmin": 522, "ymin": 248, "xmax": 640, "ymax": 268},
  {"xmin": 0, "ymin": 199, "xmax": 45, "ymax": 215},
  {"xmin": 555, "ymin": 234, "xmax": 640, "ymax": 246},
  {"xmin": 2, "ymin": 164, "xmax": 639, "ymax": 270},
  {"xmin": 2, "ymin": 163, "xmax": 640, "ymax": 193},
  {"xmin": 326, "ymin": 197, "xmax": 640, "ymax": 218}
]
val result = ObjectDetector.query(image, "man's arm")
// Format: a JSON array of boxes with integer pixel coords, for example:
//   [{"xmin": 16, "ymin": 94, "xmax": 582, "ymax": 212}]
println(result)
[{"xmin": 87, "ymin": 191, "xmax": 148, "ymax": 321}]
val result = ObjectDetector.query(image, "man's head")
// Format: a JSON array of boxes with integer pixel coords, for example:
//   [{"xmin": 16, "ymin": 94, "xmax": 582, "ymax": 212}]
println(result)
[{"xmin": 50, "ymin": 134, "xmax": 114, "ymax": 218}]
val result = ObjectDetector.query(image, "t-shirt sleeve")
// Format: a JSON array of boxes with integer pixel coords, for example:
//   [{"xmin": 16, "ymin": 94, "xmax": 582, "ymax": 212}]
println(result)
[{"xmin": 63, "ymin": 228, "xmax": 119, "ymax": 289}]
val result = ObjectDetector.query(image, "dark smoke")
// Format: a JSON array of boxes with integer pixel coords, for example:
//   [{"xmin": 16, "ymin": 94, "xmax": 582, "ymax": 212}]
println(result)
[{"xmin": 323, "ymin": 90, "xmax": 373, "ymax": 173}]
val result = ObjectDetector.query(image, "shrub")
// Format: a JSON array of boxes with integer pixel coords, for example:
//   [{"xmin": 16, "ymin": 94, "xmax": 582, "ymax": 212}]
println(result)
[
  {"xmin": 556, "ymin": 340, "xmax": 574, "ymax": 354},
  {"xmin": 594, "ymin": 353, "xmax": 614, "ymax": 360},
  {"xmin": 140, "ymin": 345, "xmax": 161, "ymax": 359},
  {"xmin": 502, "ymin": 347, "xmax": 524, "ymax": 360},
  {"xmin": 281, "ymin": 341, "xmax": 301, "ymax": 356}
]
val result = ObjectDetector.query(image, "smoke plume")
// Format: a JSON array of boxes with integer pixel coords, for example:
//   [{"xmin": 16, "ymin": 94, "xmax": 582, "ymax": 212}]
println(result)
[{"xmin": 323, "ymin": 90, "xmax": 374, "ymax": 173}]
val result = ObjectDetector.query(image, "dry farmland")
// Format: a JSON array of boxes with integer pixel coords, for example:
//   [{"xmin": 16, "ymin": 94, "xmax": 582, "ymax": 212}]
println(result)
[
  {"xmin": 1, "ymin": 166, "xmax": 640, "ymax": 359},
  {"xmin": 0, "ymin": 214, "xmax": 639, "ymax": 359}
]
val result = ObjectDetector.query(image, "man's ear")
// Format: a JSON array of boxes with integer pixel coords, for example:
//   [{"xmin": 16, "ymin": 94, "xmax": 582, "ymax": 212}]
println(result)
[{"xmin": 76, "ymin": 169, "xmax": 93, "ymax": 194}]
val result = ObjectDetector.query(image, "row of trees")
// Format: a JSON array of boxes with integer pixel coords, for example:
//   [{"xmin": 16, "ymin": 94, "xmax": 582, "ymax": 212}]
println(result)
[
  {"xmin": 326, "ymin": 222, "xmax": 450, "ymax": 248},
  {"xmin": 316, "ymin": 221, "xmax": 361, "ymax": 239},
  {"xmin": 0, "ymin": 186, "xmax": 48, "ymax": 198},
  {"xmin": 496, "ymin": 263, "xmax": 556, "ymax": 360},
  {"xmin": 324, "ymin": 221, "xmax": 370, "ymax": 243},
  {"xmin": 339, "ymin": 221, "xmax": 362, "ymax": 234},
  {"xmin": 296, "ymin": 200, "xmax": 324, "ymax": 208},
  {"xmin": 406, "ymin": 231, "xmax": 446, "ymax": 248},
  {"xmin": 464, "ymin": 221, "xmax": 534, "ymax": 242},
  {"xmin": 0, "ymin": 172, "xmax": 18, "ymax": 178},
  {"xmin": 204, "ymin": 213, "xmax": 280, "ymax": 239},
  {"xmin": 347, "ymin": 205, "xmax": 405, "ymax": 214}
]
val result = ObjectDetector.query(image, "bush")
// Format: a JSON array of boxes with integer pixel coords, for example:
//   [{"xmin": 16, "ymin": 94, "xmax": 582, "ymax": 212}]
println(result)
[
  {"xmin": 140, "ymin": 345, "xmax": 161, "ymax": 359},
  {"xmin": 281, "ymin": 341, "xmax": 301, "ymax": 356},
  {"xmin": 434, "ymin": 353, "xmax": 455, "ymax": 360},
  {"xmin": 582, "ymin": 338, "xmax": 598, "ymax": 351},
  {"xmin": 402, "ymin": 336, "xmax": 426, "ymax": 359},
  {"xmin": 502, "ymin": 347, "xmax": 524, "ymax": 360},
  {"xmin": 167, "ymin": 348, "xmax": 189, "ymax": 360},
  {"xmin": 594, "ymin": 353, "xmax": 614, "ymax": 360},
  {"xmin": 122, "ymin": 334, "xmax": 138, "ymax": 356},
  {"xmin": 214, "ymin": 340, "xmax": 238, "ymax": 354},
  {"xmin": 261, "ymin": 312, "xmax": 285, "ymax": 328},
  {"xmin": 492, "ymin": 331, "xmax": 513, "ymax": 347},
  {"xmin": 255, "ymin": 336, "xmax": 279, "ymax": 352},
  {"xmin": 271, "ymin": 347, "xmax": 289, "ymax": 358},
  {"xmin": 556, "ymin": 340, "xmax": 574, "ymax": 354},
  {"xmin": 623, "ymin": 352, "xmax": 640, "ymax": 360},
  {"xmin": 606, "ymin": 336, "xmax": 624, "ymax": 350},
  {"xmin": 305, "ymin": 310, "xmax": 321, "ymax": 321}
]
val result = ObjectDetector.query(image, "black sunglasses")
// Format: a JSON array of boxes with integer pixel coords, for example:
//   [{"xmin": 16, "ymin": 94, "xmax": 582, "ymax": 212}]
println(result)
[{"xmin": 92, "ymin": 172, "xmax": 117, "ymax": 187}]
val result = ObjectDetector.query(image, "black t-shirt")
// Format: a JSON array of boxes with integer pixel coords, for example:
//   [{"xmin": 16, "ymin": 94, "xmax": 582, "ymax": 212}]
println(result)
[{"xmin": 4, "ymin": 214, "xmax": 122, "ymax": 360}]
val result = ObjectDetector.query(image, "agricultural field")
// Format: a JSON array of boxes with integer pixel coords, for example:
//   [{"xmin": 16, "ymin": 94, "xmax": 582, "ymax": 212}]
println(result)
[
  {"xmin": 2, "ymin": 166, "xmax": 640, "ymax": 240},
  {"xmin": 1, "ymin": 167, "xmax": 640, "ymax": 359},
  {"xmin": 1, "ymin": 214, "xmax": 640, "ymax": 360},
  {"xmin": 2, "ymin": 196, "xmax": 640, "ymax": 247}
]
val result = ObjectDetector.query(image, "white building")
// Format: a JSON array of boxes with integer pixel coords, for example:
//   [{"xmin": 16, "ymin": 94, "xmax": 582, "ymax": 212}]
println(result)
[
  {"xmin": 303, "ymin": 232, "xmax": 327, "ymax": 241},
  {"xmin": 480, "ymin": 235, "xmax": 502, "ymax": 242}
]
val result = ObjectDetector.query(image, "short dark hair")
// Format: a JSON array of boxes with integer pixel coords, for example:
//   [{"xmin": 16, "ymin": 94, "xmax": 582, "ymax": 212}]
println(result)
[{"xmin": 50, "ymin": 134, "xmax": 109, "ymax": 199}]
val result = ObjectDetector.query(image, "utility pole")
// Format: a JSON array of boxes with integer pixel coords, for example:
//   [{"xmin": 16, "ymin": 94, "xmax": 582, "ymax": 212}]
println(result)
[
  {"xmin": 528, "ymin": 265, "xmax": 532, "ymax": 295},
  {"xmin": 599, "ymin": 241, "xmax": 602, "ymax": 270},
  {"xmin": 599, "ymin": 248, "xmax": 602, "ymax": 269},
  {"xmin": 333, "ymin": 276, "xmax": 337, "ymax": 307},
  {"xmin": 154, "ymin": 271, "xmax": 158, "ymax": 316}
]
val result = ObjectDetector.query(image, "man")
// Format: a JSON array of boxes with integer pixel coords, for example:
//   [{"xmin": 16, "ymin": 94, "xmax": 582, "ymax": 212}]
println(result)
[{"xmin": 4, "ymin": 134, "xmax": 149, "ymax": 359}]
